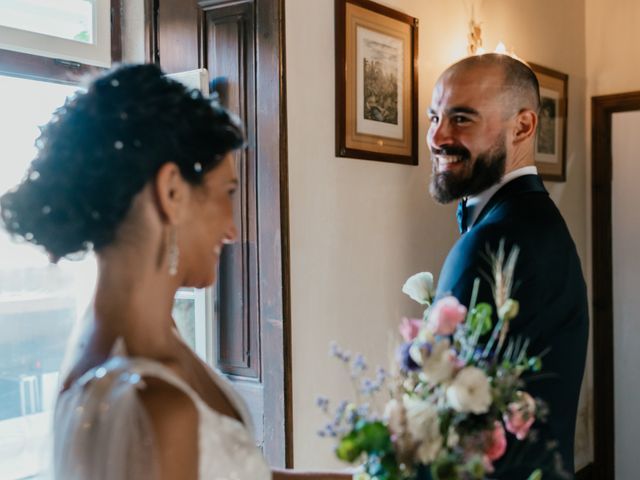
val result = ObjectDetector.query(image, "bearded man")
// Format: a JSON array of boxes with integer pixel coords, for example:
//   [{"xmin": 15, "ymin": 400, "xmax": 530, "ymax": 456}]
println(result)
[{"xmin": 427, "ymin": 54, "xmax": 588, "ymax": 478}]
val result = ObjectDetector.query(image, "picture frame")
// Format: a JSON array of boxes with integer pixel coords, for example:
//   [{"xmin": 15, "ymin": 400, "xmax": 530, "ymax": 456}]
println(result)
[
  {"xmin": 529, "ymin": 62, "xmax": 568, "ymax": 182},
  {"xmin": 335, "ymin": 0, "xmax": 418, "ymax": 165}
]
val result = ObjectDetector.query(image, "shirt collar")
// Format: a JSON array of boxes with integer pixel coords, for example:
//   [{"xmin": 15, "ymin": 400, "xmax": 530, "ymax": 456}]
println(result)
[{"xmin": 464, "ymin": 166, "xmax": 539, "ymax": 230}]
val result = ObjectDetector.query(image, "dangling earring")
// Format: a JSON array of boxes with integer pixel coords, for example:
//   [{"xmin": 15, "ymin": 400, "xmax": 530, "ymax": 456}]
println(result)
[{"xmin": 167, "ymin": 226, "xmax": 180, "ymax": 276}]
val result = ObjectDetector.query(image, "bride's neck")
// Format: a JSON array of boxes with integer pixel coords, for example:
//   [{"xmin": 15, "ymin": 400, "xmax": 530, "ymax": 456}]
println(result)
[{"xmin": 93, "ymin": 244, "xmax": 179, "ymax": 357}]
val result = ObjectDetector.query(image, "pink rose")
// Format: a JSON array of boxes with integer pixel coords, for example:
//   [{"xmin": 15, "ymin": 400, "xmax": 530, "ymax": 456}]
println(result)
[
  {"xmin": 427, "ymin": 296, "xmax": 467, "ymax": 335},
  {"xmin": 399, "ymin": 317, "xmax": 422, "ymax": 342},
  {"xmin": 485, "ymin": 421, "xmax": 507, "ymax": 461},
  {"xmin": 503, "ymin": 391, "xmax": 536, "ymax": 440}
]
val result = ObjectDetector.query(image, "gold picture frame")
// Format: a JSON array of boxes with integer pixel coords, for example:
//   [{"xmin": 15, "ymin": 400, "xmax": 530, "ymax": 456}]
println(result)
[
  {"xmin": 335, "ymin": 0, "xmax": 418, "ymax": 165},
  {"xmin": 530, "ymin": 62, "xmax": 568, "ymax": 182}
]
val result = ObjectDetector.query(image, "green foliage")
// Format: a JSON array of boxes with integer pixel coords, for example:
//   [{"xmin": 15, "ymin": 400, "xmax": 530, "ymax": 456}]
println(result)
[
  {"xmin": 526, "ymin": 469, "xmax": 543, "ymax": 480},
  {"xmin": 73, "ymin": 30, "xmax": 90, "ymax": 42},
  {"xmin": 467, "ymin": 302, "xmax": 493, "ymax": 336},
  {"xmin": 336, "ymin": 420, "xmax": 392, "ymax": 463}
]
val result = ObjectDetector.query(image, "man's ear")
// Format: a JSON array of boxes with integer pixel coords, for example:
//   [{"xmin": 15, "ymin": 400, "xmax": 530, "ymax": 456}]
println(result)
[
  {"xmin": 512, "ymin": 109, "xmax": 538, "ymax": 144},
  {"xmin": 153, "ymin": 162, "xmax": 188, "ymax": 224}
]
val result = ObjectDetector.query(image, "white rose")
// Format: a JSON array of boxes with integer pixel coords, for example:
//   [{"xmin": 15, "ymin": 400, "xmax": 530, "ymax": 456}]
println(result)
[
  {"xmin": 403, "ymin": 396, "xmax": 443, "ymax": 464},
  {"xmin": 383, "ymin": 398, "xmax": 404, "ymax": 436},
  {"xmin": 420, "ymin": 339, "xmax": 457, "ymax": 385},
  {"xmin": 402, "ymin": 272, "xmax": 434, "ymax": 305},
  {"xmin": 446, "ymin": 366, "xmax": 492, "ymax": 414}
]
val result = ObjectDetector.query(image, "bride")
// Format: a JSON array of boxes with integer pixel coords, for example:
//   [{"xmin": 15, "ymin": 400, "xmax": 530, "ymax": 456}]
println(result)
[{"xmin": 0, "ymin": 64, "xmax": 347, "ymax": 480}]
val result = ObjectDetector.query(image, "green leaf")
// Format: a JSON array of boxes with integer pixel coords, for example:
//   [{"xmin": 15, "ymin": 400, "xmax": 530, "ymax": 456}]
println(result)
[
  {"xmin": 430, "ymin": 453, "xmax": 460, "ymax": 480},
  {"xmin": 526, "ymin": 469, "xmax": 543, "ymax": 480},
  {"xmin": 335, "ymin": 421, "xmax": 392, "ymax": 463},
  {"xmin": 336, "ymin": 431, "xmax": 362, "ymax": 462},
  {"xmin": 528, "ymin": 357, "xmax": 542, "ymax": 372},
  {"xmin": 357, "ymin": 420, "xmax": 393, "ymax": 453},
  {"xmin": 468, "ymin": 303, "xmax": 493, "ymax": 336}
]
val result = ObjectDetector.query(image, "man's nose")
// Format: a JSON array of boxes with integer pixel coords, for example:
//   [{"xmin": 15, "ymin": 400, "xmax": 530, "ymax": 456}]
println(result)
[{"xmin": 428, "ymin": 119, "xmax": 453, "ymax": 149}]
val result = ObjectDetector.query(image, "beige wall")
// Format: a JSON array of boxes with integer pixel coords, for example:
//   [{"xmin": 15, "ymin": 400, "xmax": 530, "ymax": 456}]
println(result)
[
  {"xmin": 586, "ymin": 0, "xmax": 640, "ymax": 97},
  {"xmin": 286, "ymin": 0, "xmax": 592, "ymax": 470}
]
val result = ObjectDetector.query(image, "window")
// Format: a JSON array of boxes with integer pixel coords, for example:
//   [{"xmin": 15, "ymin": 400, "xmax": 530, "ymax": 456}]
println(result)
[
  {"xmin": 0, "ymin": 2, "xmax": 118, "ymax": 477},
  {"xmin": 0, "ymin": 0, "xmax": 111, "ymax": 67},
  {"xmin": 0, "ymin": 75, "xmax": 91, "ymax": 479}
]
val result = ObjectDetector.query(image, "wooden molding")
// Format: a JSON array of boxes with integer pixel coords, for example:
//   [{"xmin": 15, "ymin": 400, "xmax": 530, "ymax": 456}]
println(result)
[{"xmin": 590, "ymin": 90, "xmax": 640, "ymax": 479}]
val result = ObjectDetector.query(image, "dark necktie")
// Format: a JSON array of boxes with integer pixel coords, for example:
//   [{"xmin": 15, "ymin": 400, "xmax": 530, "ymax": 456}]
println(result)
[{"xmin": 456, "ymin": 198, "xmax": 469, "ymax": 234}]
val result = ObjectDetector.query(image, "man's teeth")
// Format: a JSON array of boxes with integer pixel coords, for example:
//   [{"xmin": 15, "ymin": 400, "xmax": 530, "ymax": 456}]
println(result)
[{"xmin": 438, "ymin": 156, "xmax": 462, "ymax": 165}]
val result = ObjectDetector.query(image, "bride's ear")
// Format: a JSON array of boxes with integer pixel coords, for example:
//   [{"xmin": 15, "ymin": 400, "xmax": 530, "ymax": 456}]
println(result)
[{"xmin": 153, "ymin": 162, "xmax": 189, "ymax": 224}]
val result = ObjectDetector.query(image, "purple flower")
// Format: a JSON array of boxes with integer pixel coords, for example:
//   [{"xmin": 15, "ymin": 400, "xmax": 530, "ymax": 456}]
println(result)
[
  {"xmin": 315, "ymin": 396, "xmax": 329, "ymax": 412},
  {"xmin": 397, "ymin": 342, "xmax": 421, "ymax": 372}
]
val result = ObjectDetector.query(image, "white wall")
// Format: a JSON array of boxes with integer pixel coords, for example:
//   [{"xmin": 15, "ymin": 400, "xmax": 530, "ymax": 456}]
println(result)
[{"xmin": 286, "ymin": 0, "xmax": 592, "ymax": 469}]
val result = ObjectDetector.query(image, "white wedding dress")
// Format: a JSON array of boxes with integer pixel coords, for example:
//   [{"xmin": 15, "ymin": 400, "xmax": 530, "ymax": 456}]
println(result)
[{"xmin": 53, "ymin": 338, "xmax": 272, "ymax": 480}]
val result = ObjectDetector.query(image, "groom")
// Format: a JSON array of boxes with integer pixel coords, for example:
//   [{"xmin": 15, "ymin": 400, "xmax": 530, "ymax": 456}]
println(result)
[{"xmin": 427, "ymin": 54, "xmax": 588, "ymax": 477}]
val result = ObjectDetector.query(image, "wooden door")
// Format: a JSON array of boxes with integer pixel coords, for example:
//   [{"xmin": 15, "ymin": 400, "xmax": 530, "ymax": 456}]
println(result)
[{"xmin": 148, "ymin": 0, "xmax": 290, "ymax": 466}]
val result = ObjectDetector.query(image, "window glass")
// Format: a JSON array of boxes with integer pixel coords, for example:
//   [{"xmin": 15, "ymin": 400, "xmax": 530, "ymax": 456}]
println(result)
[
  {"xmin": 0, "ymin": 74, "xmax": 94, "ymax": 479},
  {"xmin": 0, "ymin": 0, "xmax": 94, "ymax": 44},
  {"xmin": 0, "ymin": 74, "xmax": 212, "ymax": 478}
]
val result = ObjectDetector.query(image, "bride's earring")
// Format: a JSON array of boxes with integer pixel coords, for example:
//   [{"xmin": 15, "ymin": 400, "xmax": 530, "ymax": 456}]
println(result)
[{"xmin": 168, "ymin": 226, "xmax": 180, "ymax": 276}]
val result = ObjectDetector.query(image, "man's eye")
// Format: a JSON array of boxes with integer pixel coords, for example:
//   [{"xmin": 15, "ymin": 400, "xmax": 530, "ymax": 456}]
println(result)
[{"xmin": 452, "ymin": 116, "xmax": 470, "ymax": 124}]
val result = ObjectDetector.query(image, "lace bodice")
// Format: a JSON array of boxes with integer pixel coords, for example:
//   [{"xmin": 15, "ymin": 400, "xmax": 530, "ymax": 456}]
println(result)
[{"xmin": 53, "ymin": 339, "xmax": 271, "ymax": 480}]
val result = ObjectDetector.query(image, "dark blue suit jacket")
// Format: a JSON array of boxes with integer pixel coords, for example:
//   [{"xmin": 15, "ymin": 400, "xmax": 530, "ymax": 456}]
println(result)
[{"xmin": 436, "ymin": 175, "xmax": 589, "ymax": 478}]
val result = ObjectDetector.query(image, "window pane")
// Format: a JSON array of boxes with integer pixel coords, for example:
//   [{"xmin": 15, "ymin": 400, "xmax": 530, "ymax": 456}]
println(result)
[
  {"xmin": 174, "ymin": 288, "xmax": 209, "ymax": 362},
  {"xmin": 0, "ymin": 0, "xmax": 94, "ymax": 44},
  {"xmin": 0, "ymin": 75, "xmax": 94, "ymax": 479}
]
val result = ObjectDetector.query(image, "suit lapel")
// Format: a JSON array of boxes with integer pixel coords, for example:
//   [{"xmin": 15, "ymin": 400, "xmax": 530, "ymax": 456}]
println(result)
[{"xmin": 472, "ymin": 174, "xmax": 547, "ymax": 228}]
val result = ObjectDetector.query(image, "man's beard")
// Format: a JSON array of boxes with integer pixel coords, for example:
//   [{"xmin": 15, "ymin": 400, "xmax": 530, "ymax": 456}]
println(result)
[{"xmin": 429, "ymin": 137, "xmax": 507, "ymax": 204}]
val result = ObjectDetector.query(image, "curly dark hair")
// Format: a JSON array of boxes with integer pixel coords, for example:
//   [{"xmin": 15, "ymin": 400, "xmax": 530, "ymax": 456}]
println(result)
[{"xmin": 0, "ymin": 63, "xmax": 244, "ymax": 261}]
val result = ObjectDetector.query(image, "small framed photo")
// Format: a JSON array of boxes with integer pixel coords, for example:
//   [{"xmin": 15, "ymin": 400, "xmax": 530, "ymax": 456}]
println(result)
[
  {"xmin": 335, "ymin": 0, "xmax": 418, "ymax": 165},
  {"xmin": 529, "ymin": 62, "xmax": 568, "ymax": 182}
]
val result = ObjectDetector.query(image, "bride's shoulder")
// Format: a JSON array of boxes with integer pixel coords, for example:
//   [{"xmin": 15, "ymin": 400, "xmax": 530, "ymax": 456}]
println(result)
[{"xmin": 54, "ymin": 353, "xmax": 200, "ymax": 480}]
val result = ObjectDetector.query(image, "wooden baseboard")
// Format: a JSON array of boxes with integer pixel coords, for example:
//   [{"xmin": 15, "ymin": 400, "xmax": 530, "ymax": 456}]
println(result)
[{"xmin": 576, "ymin": 463, "xmax": 593, "ymax": 480}]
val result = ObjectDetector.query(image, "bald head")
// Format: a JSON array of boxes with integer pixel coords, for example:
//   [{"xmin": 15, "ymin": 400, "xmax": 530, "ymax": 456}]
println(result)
[{"xmin": 442, "ymin": 53, "xmax": 540, "ymax": 117}]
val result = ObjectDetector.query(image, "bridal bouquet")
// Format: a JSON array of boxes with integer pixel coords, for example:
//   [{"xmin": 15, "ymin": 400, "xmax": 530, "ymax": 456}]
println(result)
[{"xmin": 317, "ymin": 244, "xmax": 557, "ymax": 480}]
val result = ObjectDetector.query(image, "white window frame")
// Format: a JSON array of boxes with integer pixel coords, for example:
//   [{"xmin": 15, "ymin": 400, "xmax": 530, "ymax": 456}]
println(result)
[{"xmin": 0, "ymin": 0, "xmax": 112, "ymax": 67}]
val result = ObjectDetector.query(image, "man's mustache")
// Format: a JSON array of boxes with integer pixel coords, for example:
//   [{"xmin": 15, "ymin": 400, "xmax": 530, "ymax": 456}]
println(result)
[{"xmin": 431, "ymin": 145, "xmax": 471, "ymax": 158}]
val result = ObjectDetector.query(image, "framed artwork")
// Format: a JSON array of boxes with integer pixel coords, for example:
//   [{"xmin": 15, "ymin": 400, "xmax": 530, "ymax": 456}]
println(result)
[
  {"xmin": 335, "ymin": 0, "xmax": 418, "ymax": 165},
  {"xmin": 529, "ymin": 62, "xmax": 568, "ymax": 182}
]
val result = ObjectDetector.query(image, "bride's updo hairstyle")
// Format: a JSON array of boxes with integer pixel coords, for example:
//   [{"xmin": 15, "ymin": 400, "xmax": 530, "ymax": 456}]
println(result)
[{"xmin": 0, "ymin": 63, "xmax": 244, "ymax": 261}]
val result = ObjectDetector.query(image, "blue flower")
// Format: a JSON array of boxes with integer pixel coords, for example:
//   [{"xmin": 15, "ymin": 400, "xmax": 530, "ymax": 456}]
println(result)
[{"xmin": 397, "ymin": 342, "xmax": 421, "ymax": 372}]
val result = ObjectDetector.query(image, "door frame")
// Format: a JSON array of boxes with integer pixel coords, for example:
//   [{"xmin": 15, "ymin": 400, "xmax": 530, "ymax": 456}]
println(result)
[{"xmin": 590, "ymin": 91, "xmax": 640, "ymax": 480}]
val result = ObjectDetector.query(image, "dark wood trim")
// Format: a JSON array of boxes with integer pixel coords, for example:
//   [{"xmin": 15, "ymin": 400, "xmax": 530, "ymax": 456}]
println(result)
[
  {"xmin": 334, "ymin": 0, "xmax": 419, "ymax": 166},
  {"xmin": 277, "ymin": 1, "xmax": 293, "ymax": 466},
  {"xmin": 144, "ymin": 0, "xmax": 159, "ymax": 63},
  {"xmin": 576, "ymin": 463, "xmax": 593, "ymax": 480},
  {"xmin": 591, "ymin": 90, "xmax": 640, "ymax": 480},
  {"xmin": 254, "ymin": 0, "xmax": 291, "ymax": 466},
  {"xmin": 0, "ymin": 48, "xmax": 102, "ymax": 84},
  {"xmin": 111, "ymin": 0, "xmax": 123, "ymax": 63},
  {"xmin": 529, "ymin": 61, "xmax": 569, "ymax": 182}
]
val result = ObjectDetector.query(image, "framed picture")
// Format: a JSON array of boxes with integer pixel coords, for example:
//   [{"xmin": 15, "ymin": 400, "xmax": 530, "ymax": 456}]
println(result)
[
  {"xmin": 529, "ymin": 62, "xmax": 568, "ymax": 181},
  {"xmin": 335, "ymin": 0, "xmax": 418, "ymax": 165}
]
